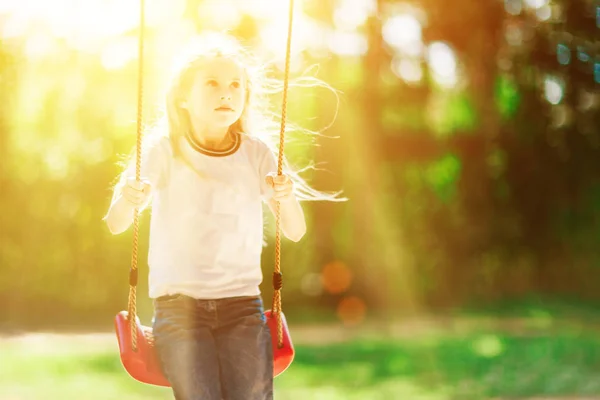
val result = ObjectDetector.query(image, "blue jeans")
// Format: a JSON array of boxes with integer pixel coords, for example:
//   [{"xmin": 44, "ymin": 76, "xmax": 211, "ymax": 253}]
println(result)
[{"xmin": 152, "ymin": 294, "xmax": 274, "ymax": 400}]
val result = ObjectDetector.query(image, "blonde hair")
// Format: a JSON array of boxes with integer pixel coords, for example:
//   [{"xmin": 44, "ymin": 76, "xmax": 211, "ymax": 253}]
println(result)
[{"xmin": 118, "ymin": 32, "xmax": 344, "ymax": 203}]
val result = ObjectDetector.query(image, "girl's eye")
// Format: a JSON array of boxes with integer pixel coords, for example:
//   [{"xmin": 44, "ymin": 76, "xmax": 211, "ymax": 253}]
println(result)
[
  {"xmin": 231, "ymin": 81, "xmax": 241, "ymax": 89},
  {"xmin": 206, "ymin": 80, "xmax": 218, "ymax": 87}
]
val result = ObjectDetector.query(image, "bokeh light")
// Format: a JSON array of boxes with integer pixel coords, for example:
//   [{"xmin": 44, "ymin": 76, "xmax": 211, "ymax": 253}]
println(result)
[
  {"xmin": 471, "ymin": 335, "xmax": 504, "ymax": 358},
  {"xmin": 300, "ymin": 272, "xmax": 323, "ymax": 297},
  {"xmin": 328, "ymin": 31, "xmax": 368, "ymax": 57},
  {"xmin": 383, "ymin": 14, "xmax": 423, "ymax": 56},
  {"xmin": 524, "ymin": 0, "xmax": 548, "ymax": 10},
  {"xmin": 321, "ymin": 260, "xmax": 353, "ymax": 294},
  {"xmin": 333, "ymin": 0, "xmax": 376, "ymax": 30},
  {"xmin": 544, "ymin": 75, "xmax": 564, "ymax": 105},
  {"xmin": 427, "ymin": 42, "xmax": 458, "ymax": 88},
  {"xmin": 392, "ymin": 57, "xmax": 423, "ymax": 83},
  {"xmin": 336, "ymin": 296, "xmax": 367, "ymax": 326},
  {"xmin": 504, "ymin": 0, "xmax": 523, "ymax": 15}
]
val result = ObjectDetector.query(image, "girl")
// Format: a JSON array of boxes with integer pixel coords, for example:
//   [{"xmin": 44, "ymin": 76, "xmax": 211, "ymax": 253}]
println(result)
[{"xmin": 104, "ymin": 33, "xmax": 337, "ymax": 400}]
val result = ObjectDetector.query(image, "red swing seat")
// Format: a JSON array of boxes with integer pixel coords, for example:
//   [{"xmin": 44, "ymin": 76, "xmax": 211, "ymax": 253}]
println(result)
[{"xmin": 114, "ymin": 309, "xmax": 294, "ymax": 387}]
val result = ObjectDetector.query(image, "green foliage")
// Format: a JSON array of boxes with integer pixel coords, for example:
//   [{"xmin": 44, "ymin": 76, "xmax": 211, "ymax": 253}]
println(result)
[
  {"xmin": 424, "ymin": 154, "xmax": 462, "ymax": 203},
  {"xmin": 428, "ymin": 92, "xmax": 478, "ymax": 138},
  {"xmin": 381, "ymin": 104, "xmax": 428, "ymax": 132},
  {"xmin": 1, "ymin": 0, "xmax": 599, "ymax": 330},
  {"xmin": 495, "ymin": 75, "xmax": 520, "ymax": 120}
]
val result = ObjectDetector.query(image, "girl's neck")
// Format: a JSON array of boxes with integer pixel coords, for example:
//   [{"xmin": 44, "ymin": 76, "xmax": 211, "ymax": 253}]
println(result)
[{"xmin": 190, "ymin": 125, "xmax": 234, "ymax": 151}]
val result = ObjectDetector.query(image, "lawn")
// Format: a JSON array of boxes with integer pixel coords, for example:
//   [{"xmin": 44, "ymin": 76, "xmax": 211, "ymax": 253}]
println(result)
[{"xmin": 2, "ymin": 315, "xmax": 600, "ymax": 399}]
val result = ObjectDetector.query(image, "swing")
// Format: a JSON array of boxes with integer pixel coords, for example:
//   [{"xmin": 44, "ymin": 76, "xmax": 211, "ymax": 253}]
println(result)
[{"xmin": 114, "ymin": 0, "xmax": 297, "ymax": 387}]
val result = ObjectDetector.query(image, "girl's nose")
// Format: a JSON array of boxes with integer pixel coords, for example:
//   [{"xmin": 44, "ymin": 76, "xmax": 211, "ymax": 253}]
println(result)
[{"xmin": 220, "ymin": 94, "xmax": 231, "ymax": 100}]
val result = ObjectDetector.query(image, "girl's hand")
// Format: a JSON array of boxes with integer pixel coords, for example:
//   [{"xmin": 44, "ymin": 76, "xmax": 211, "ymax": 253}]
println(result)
[
  {"xmin": 122, "ymin": 177, "xmax": 152, "ymax": 208},
  {"xmin": 265, "ymin": 173, "xmax": 294, "ymax": 203}
]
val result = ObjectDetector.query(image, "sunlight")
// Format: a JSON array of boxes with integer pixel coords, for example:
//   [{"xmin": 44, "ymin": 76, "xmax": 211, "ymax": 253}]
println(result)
[
  {"xmin": 333, "ymin": 0, "xmax": 377, "ymax": 30},
  {"xmin": 524, "ymin": 0, "xmax": 549, "ymax": 9},
  {"xmin": 24, "ymin": 34, "xmax": 57, "ymax": 59},
  {"xmin": 504, "ymin": 0, "xmax": 523, "ymax": 15},
  {"xmin": 68, "ymin": 1, "xmax": 139, "ymax": 40},
  {"xmin": 100, "ymin": 37, "xmax": 139, "ymax": 70},
  {"xmin": 258, "ymin": 6, "xmax": 317, "ymax": 61},
  {"xmin": 0, "ymin": 0, "xmax": 316, "ymax": 62},
  {"xmin": 382, "ymin": 14, "xmax": 423, "ymax": 57},
  {"xmin": 197, "ymin": 0, "xmax": 241, "ymax": 31},
  {"xmin": 0, "ymin": 0, "xmax": 13, "ymax": 13},
  {"xmin": 328, "ymin": 31, "xmax": 368, "ymax": 57},
  {"xmin": 535, "ymin": 4, "xmax": 552, "ymax": 21},
  {"xmin": 544, "ymin": 75, "xmax": 564, "ymax": 105},
  {"xmin": 0, "ymin": 0, "xmax": 185, "ymax": 46},
  {"xmin": 236, "ymin": 0, "xmax": 290, "ymax": 19},
  {"xmin": 1, "ymin": 10, "xmax": 29, "ymax": 38},
  {"xmin": 43, "ymin": 0, "xmax": 134, "ymax": 39},
  {"xmin": 427, "ymin": 42, "xmax": 458, "ymax": 88},
  {"xmin": 44, "ymin": 146, "xmax": 70, "ymax": 181},
  {"xmin": 392, "ymin": 57, "xmax": 423, "ymax": 83}
]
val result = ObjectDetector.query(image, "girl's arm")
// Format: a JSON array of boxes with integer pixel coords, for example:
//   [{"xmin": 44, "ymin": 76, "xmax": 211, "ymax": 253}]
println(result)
[
  {"xmin": 104, "ymin": 178, "xmax": 151, "ymax": 235},
  {"xmin": 104, "ymin": 194, "xmax": 136, "ymax": 235},
  {"xmin": 265, "ymin": 174, "xmax": 307, "ymax": 242},
  {"xmin": 267, "ymin": 196, "xmax": 306, "ymax": 242},
  {"xmin": 104, "ymin": 136, "xmax": 169, "ymax": 235}
]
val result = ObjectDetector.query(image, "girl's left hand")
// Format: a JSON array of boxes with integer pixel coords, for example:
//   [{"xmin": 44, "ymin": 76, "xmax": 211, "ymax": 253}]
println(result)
[{"xmin": 265, "ymin": 172, "xmax": 294, "ymax": 203}]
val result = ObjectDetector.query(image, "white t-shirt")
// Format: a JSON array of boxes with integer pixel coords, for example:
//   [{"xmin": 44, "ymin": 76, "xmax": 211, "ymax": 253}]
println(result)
[{"xmin": 123, "ymin": 133, "xmax": 277, "ymax": 299}]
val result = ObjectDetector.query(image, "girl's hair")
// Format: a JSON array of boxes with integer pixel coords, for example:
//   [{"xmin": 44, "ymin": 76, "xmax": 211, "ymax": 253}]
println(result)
[{"xmin": 117, "ymin": 32, "xmax": 344, "ymax": 203}]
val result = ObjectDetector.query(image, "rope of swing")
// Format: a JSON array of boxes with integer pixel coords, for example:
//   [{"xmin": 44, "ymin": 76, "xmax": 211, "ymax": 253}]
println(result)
[
  {"xmin": 127, "ymin": 0, "xmax": 145, "ymax": 352},
  {"xmin": 272, "ymin": 0, "xmax": 295, "ymax": 349}
]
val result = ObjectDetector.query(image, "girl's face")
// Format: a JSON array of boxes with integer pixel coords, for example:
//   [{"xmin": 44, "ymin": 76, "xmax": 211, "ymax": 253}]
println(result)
[{"xmin": 183, "ymin": 57, "xmax": 247, "ymax": 131}]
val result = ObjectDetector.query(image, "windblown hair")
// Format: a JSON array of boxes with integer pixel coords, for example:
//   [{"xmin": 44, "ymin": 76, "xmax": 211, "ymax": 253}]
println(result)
[{"xmin": 114, "ymin": 32, "xmax": 344, "ymax": 203}]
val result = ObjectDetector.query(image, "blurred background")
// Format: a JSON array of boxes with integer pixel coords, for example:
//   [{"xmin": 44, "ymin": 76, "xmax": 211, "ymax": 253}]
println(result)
[{"xmin": 1, "ymin": 0, "xmax": 599, "ymax": 399}]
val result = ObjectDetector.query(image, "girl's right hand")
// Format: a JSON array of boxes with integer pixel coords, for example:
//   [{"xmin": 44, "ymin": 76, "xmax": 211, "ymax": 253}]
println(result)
[{"xmin": 122, "ymin": 177, "xmax": 152, "ymax": 208}]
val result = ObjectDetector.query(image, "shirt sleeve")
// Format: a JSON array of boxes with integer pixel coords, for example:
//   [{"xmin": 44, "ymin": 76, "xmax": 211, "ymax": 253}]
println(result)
[
  {"xmin": 107, "ymin": 136, "xmax": 170, "ymax": 213},
  {"xmin": 257, "ymin": 141, "xmax": 278, "ymax": 201}
]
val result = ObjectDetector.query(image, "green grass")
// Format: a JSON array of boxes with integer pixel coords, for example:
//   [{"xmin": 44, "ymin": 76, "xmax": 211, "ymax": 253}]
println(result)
[
  {"xmin": 283, "ymin": 334, "xmax": 600, "ymax": 399},
  {"xmin": 2, "ymin": 325, "xmax": 600, "ymax": 400}
]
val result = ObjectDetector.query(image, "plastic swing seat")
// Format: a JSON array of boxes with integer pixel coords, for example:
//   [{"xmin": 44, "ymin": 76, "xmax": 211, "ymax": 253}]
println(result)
[{"xmin": 114, "ymin": 309, "xmax": 294, "ymax": 387}]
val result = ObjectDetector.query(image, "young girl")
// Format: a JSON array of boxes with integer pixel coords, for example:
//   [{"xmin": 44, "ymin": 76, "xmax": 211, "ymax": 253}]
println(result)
[{"xmin": 104, "ymin": 34, "xmax": 336, "ymax": 400}]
